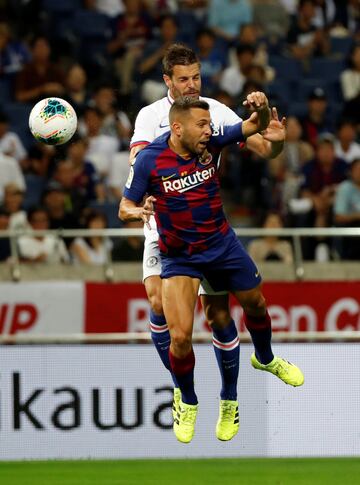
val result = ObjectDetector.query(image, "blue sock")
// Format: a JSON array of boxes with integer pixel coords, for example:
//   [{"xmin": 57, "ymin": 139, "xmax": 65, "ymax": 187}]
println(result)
[
  {"xmin": 244, "ymin": 311, "xmax": 274, "ymax": 365},
  {"xmin": 212, "ymin": 320, "xmax": 240, "ymax": 401},
  {"xmin": 150, "ymin": 311, "xmax": 178, "ymax": 387},
  {"xmin": 169, "ymin": 348, "xmax": 198, "ymax": 405}
]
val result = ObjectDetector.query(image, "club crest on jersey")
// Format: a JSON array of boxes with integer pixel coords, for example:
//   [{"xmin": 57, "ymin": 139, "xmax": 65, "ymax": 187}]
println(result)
[
  {"xmin": 162, "ymin": 166, "xmax": 215, "ymax": 193},
  {"xmin": 198, "ymin": 152, "xmax": 212, "ymax": 166}
]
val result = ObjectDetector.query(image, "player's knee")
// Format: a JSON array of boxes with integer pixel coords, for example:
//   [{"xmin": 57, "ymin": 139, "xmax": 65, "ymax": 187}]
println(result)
[
  {"xmin": 207, "ymin": 309, "xmax": 232, "ymax": 329},
  {"xmin": 148, "ymin": 294, "xmax": 163, "ymax": 315},
  {"xmin": 243, "ymin": 293, "xmax": 267, "ymax": 316},
  {"xmin": 171, "ymin": 329, "xmax": 192, "ymax": 356}
]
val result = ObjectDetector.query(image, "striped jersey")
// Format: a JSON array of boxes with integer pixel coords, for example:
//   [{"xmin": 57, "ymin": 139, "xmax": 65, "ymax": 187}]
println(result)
[{"xmin": 124, "ymin": 124, "xmax": 244, "ymax": 257}]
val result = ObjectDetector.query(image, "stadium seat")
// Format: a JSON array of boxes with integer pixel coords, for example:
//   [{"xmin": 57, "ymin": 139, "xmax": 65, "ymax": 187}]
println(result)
[
  {"xmin": 307, "ymin": 58, "xmax": 346, "ymax": 82},
  {"xmin": 72, "ymin": 10, "xmax": 111, "ymax": 40},
  {"xmin": 267, "ymin": 79, "xmax": 291, "ymax": 105},
  {"xmin": 23, "ymin": 174, "xmax": 47, "ymax": 209},
  {"xmin": 268, "ymin": 56, "xmax": 303, "ymax": 81},
  {"xmin": 88, "ymin": 201, "xmax": 123, "ymax": 229},
  {"xmin": 3, "ymin": 102, "xmax": 33, "ymax": 149},
  {"xmin": 0, "ymin": 79, "xmax": 12, "ymax": 104},
  {"xmin": 330, "ymin": 36, "xmax": 353, "ymax": 57},
  {"xmin": 42, "ymin": 0, "xmax": 80, "ymax": 13}
]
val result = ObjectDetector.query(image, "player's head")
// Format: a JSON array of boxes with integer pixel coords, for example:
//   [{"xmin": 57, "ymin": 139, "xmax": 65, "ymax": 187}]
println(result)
[
  {"xmin": 162, "ymin": 43, "xmax": 201, "ymax": 100},
  {"xmin": 169, "ymin": 97, "xmax": 211, "ymax": 156}
]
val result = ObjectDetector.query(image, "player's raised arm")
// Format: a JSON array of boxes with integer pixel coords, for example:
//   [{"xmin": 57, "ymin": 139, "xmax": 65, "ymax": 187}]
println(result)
[
  {"xmin": 242, "ymin": 90, "xmax": 271, "ymax": 133},
  {"xmin": 246, "ymin": 107, "xmax": 286, "ymax": 159}
]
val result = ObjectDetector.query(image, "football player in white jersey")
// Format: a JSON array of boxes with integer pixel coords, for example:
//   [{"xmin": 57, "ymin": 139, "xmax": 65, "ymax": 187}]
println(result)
[{"xmin": 122, "ymin": 44, "xmax": 286, "ymax": 441}]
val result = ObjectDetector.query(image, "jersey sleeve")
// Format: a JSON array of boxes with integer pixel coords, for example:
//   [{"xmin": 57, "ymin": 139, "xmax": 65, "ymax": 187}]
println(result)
[
  {"xmin": 218, "ymin": 104, "xmax": 242, "ymax": 126},
  {"xmin": 210, "ymin": 122, "xmax": 245, "ymax": 148},
  {"xmin": 123, "ymin": 151, "xmax": 151, "ymax": 203},
  {"xmin": 130, "ymin": 106, "xmax": 159, "ymax": 148}
]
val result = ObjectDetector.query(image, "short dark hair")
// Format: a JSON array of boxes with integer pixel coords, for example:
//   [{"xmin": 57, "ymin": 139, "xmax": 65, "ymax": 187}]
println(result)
[
  {"xmin": 162, "ymin": 43, "xmax": 199, "ymax": 77},
  {"xmin": 169, "ymin": 96, "xmax": 209, "ymax": 123}
]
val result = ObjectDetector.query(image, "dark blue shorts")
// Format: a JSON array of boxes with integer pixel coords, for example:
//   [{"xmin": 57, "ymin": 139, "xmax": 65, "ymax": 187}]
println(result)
[{"xmin": 160, "ymin": 229, "xmax": 261, "ymax": 292}]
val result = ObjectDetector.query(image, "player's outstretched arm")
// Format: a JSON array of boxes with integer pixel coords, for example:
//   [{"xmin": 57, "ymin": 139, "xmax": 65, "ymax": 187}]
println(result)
[
  {"xmin": 119, "ymin": 195, "xmax": 156, "ymax": 230},
  {"xmin": 246, "ymin": 107, "xmax": 286, "ymax": 159}
]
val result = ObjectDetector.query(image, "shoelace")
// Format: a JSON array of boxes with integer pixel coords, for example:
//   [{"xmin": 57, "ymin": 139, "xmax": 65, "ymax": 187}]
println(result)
[
  {"xmin": 271, "ymin": 359, "xmax": 291, "ymax": 376},
  {"xmin": 220, "ymin": 403, "xmax": 237, "ymax": 422},
  {"xmin": 180, "ymin": 407, "xmax": 197, "ymax": 425}
]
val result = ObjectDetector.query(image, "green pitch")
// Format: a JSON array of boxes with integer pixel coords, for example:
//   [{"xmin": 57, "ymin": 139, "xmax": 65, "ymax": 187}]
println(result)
[{"xmin": 0, "ymin": 457, "xmax": 359, "ymax": 485}]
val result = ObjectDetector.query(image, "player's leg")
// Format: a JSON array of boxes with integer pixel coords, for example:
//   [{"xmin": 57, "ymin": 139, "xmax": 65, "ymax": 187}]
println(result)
[
  {"xmin": 200, "ymin": 289, "xmax": 240, "ymax": 441},
  {"xmin": 143, "ymin": 239, "xmax": 180, "ymax": 418},
  {"xmin": 201, "ymin": 292, "xmax": 239, "ymax": 402},
  {"xmin": 233, "ymin": 284, "xmax": 304, "ymax": 387},
  {"xmin": 162, "ymin": 275, "xmax": 200, "ymax": 443},
  {"xmin": 143, "ymin": 239, "xmax": 179, "ymax": 387}
]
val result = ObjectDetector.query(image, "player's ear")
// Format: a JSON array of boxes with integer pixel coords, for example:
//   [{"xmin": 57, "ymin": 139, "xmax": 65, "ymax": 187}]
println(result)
[
  {"xmin": 172, "ymin": 121, "xmax": 182, "ymax": 136},
  {"xmin": 163, "ymin": 74, "xmax": 171, "ymax": 89}
]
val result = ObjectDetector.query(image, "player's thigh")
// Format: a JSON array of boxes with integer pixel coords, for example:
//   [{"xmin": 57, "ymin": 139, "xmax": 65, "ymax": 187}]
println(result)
[
  {"xmin": 232, "ymin": 284, "xmax": 266, "ymax": 315},
  {"xmin": 200, "ymin": 293, "xmax": 231, "ymax": 328},
  {"xmin": 162, "ymin": 276, "xmax": 200, "ymax": 335}
]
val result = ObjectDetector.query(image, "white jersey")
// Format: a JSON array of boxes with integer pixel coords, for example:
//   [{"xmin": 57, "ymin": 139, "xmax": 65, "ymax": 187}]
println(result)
[
  {"xmin": 131, "ymin": 91, "xmax": 241, "ymax": 148},
  {"xmin": 131, "ymin": 91, "xmax": 242, "ymax": 240}
]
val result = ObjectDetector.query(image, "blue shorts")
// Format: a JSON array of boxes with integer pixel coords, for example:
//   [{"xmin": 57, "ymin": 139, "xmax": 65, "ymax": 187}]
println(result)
[{"xmin": 160, "ymin": 229, "xmax": 261, "ymax": 292}]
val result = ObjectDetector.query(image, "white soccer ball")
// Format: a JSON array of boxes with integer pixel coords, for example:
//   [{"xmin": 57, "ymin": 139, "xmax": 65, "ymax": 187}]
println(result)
[{"xmin": 29, "ymin": 97, "xmax": 77, "ymax": 145}]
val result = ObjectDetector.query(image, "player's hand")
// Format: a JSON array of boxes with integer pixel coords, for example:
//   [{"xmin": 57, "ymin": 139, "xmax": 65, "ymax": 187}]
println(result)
[
  {"xmin": 261, "ymin": 107, "xmax": 286, "ymax": 143},
  {"xmin": 243, "ymin": 91, "xmax": 269, "ymax": 111},
  {"xmin": 141, "ymin": 195, "xmax": 156, "ymax": 230}
]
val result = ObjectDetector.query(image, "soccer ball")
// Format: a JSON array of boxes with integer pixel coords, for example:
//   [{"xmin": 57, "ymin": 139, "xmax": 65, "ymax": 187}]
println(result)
[{"xmin": 29, "ymin": 97, "xmax": 77, "ymax": 145}]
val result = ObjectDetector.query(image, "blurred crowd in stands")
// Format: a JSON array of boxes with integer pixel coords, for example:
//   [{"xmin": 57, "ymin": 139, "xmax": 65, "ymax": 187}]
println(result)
[{"xmin": 0, "ymin": 0, "xmax": 360, "ymax": 264}]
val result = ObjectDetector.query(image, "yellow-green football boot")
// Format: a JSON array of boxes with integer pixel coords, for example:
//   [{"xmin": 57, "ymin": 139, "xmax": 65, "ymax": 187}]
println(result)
[
  {"xmin": 173, "ymin": 399, "xmax": 198, "ymax": 443},
  {"xmin": 172, "ymin": 387, "xmax": 181, "ymax": 420},
  {"xmin": 251, "ymin": 353, "xmax": 304, "ymax": 387},
  {"xmin": 216, "ymin": 400, "xmax": 239, "ymax": 441}
]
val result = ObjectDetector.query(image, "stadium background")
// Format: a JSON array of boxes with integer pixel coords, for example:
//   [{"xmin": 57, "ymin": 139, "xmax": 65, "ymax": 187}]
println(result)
[{"xmin": 1, "ymin": 0, "xmax": 360, "ymax": 483}]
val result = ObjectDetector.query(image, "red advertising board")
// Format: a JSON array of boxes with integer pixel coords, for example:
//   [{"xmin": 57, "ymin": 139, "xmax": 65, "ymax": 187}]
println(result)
[{"xmin": 85, "ymin": 282, "xmax": 360, "ymax": 334}]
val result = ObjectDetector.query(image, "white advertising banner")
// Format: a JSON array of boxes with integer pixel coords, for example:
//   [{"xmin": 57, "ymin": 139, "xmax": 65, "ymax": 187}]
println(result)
[
  {"xmin": 0, "ymin": 282, "xmax": 83, "ymax": 336},
  {"xmin": 1, "ymin": 344, "xmax": 359, "ymax": 460}
]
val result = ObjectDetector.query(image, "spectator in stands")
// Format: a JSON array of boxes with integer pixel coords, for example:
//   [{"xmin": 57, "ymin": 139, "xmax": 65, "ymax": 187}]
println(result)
[
  {"xmin": 219, "ymin": 44, "xmax": 256, "ymax": 97},
  {"xmin": 66, "ymin": 134, "xmax": 106, "ymax": 202},
  {"xmin": 333, "ymin": 0, "xmax": 359, "ymax": 34},
  {"xmin": 111, "ymin": 220, "xmax": 143, "ymax": 261},
  {"xmin": 138, "ymin": 15, "xmax": 180, "ymax": 103},
  {"xmin": 1, "ymin": 183, "xmax": 29, "ymax": 231},
  {"xmin": 42, "ymin": 181, "xmax": 79, "ymax": 232},
  {"xmin": 270, "ymin": 116, "xmax": 314, "ymax": 213},
  {"xmin": 107, "ymin": 151, "xmax": 132, "ymax": 200},
  {"xmin": 286, "ymin": 0, "xmax": 330, "ymax": 61},
  {"xmin": 107, "ymin": 0, "xmax": 151, "ymax": 96},
  {"xmin": 248, "ymin": 212, "xmax": 294, "ymax": 263},
  {"xmin": 334, "ymin": 158, "xmax": 360, "ymax": 259},
  {"xmin": 195, "ymin": 28, "xmax": 227, "ymax": 97},
  {"xmin": 82, "ymin": 107, "xmax": 120, "ymax": 180},
  {"xmin": 334, "ymin": 119, "xmax": 360, "ymax": 164},
  {"xmin": 298, "ymin": 133, "xmax": 348, "ymax": 259},
  {"xmin": 95, "ymin": 0, "xmax": 125, "ymax": 18},
  {"xmin": 52, "ymin": 159, "xmax": 87, "ymax": 216},
  {"xmin": 0, "ymin": 111, "xmax": 27, "ymax": 165},
  {"xmin": 207, "ymin": 0, "xmax": 253, "ymax": 46},
  {"xmin": 252, "ymin": 0, "xmax": 290, "ymax": 40},
  {"xmin": 18, "ymin": 206, "xmax": 69, "ymax": 263},
  {"xmin": 91, "ymin": 85, "xmax": 132, "ymax": 146},
  {"xmin": 0, "ymin": 151, "xmax": 26, "ymax": 204},
  {"xmin": 15, "ymin": 36, "xmax": 65, "ymax": 103},
  {"xmin": 0, "ymin": 208, "xmax": 11, "ymax": 262},
  {"xmin": 70, "ymin": 209, "xmax": 112, "ymax": 264},
  {"xmin": 341, "ymin": 44, "xmax": 360, "ymax": 102},
  {"xmin": 312, "ymin": 0, "xmax": 336, "ymax": 29},
  {"xmin": 300, "ymin": 87, "xmax": 335, "ymax": 148},
  {"xmin": 0, "ymin": 22, "xmax": 30, "ymax": 79},
  {"xmin": 64, "ymin": 64, "xmax": 90, "ymax": 116}
]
